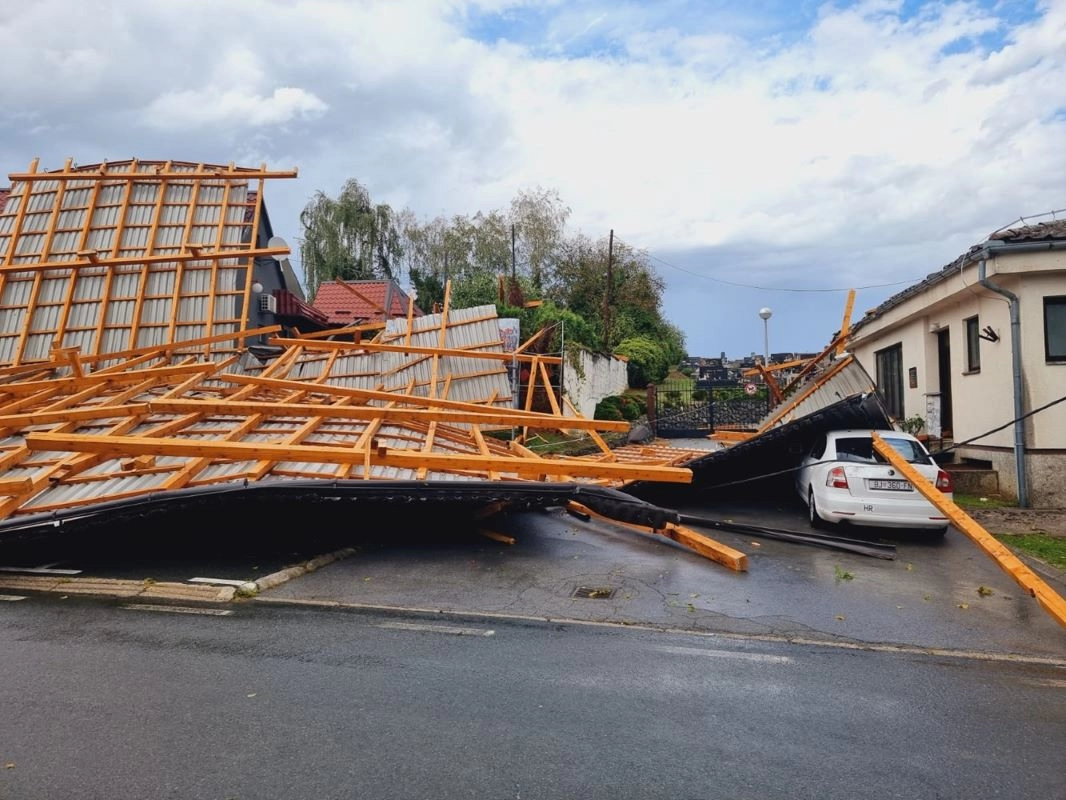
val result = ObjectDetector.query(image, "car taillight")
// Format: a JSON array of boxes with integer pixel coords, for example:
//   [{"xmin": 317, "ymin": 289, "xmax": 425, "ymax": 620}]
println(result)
[
  {"xmin": 936, "ymin": 470, "xmax": 953, "ymax": 492},
  {"xmin": 826, "ymin": 466, "xmax": 849, "ymax": 489}
]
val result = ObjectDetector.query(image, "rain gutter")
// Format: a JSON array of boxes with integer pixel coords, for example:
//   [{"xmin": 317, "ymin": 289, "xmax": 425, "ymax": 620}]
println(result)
[{"xmin": 971, "ymin": 238, "xmax": 1066, "ymax": 508}]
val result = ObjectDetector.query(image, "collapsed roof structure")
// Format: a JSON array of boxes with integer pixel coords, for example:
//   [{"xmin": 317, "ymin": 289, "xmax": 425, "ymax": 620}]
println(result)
[
  {"xmin": 0, "ymin": 159, "xmax": 722, "ymax": 557},
  {"xmin": 0, "ymin": 157, "xmax": 894, "ymax": 573}
]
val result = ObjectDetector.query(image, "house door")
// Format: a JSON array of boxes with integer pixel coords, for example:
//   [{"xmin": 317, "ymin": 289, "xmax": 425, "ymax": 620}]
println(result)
[{"xmin": 937, "ymin": 329, "xmax": 953, "ymax": 436}]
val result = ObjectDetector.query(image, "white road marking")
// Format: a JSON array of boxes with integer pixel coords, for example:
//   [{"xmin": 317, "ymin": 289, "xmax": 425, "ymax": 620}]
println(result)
[
  {"xmin": 0, "ymin": 594, "xmax": 27, "ymax": 601},
  {"xmin": 378, "ymin": 621, "xmax": 495, "ymax": 637},
  {"xmin": 655, "ymin": 645, "xmax": 792, "ymax": 664},
  {"xmin": 0, "ymin": 565, "xmax": 82, "ymax": 575},
  {"xmin": 122, "ymin": 604, "xmax": 233, "ymax": 616},
  {"xmin": 189, "ymin": 577, "xmax": 253, "ymax": 587}
]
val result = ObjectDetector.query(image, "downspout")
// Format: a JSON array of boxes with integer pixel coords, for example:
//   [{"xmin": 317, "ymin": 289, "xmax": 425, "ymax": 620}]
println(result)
[{"xmin": 976, "ymin": 253, "xmax": 1028, "ymax": 507}]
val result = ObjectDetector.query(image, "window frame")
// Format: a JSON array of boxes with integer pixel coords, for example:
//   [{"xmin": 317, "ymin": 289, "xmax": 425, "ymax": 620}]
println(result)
[
  {"xmin": 1045, "ymin": 296, "xmax": 1066, "ymax": 363},
  {"xmin": 964, "ymin": 315, "xmax": 981, "ymax": 373}
]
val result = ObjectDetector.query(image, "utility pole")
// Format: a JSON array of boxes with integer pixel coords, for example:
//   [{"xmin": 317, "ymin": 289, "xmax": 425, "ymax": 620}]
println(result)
[{"xmin": 604, "ymin": 229, "xmax": 614, "ymax": 351}]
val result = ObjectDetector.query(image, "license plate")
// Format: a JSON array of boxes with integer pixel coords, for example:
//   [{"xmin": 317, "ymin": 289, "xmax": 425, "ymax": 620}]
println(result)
[{"xmin": 869, "ymin": 479, "xmax": 912, "ymax": 491}]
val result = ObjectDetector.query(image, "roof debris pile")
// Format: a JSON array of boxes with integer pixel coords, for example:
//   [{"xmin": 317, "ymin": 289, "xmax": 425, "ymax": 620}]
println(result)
[{"xmin": 0, "ymin": 159, "xmax": 716, "ymax": 557}]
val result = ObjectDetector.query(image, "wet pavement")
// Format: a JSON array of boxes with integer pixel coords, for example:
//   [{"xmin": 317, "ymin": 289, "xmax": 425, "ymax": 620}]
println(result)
[{"xmin": 259, "ymin": 497, "xmax": 1066, "ymax": 659}]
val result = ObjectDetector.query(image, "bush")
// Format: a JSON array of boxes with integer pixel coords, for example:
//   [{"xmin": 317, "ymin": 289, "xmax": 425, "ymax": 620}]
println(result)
[
  {"xmin": 594, "ymin": 398, "xmax": 624, "ymax": 420},
  {"xmin": 615, "ymin": 336, "xmax": 669, "ymax": 387},
  {"xmin": 692, "ymin": 388, "xmax": 708, "ymax": 402},
  {"xmin": 618, "ymin": 396, "xmax": 641, "ymax": 420}
]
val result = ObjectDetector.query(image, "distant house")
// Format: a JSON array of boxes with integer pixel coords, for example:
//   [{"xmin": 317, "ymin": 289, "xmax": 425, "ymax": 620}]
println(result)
[
  {"xmin": 847, "ymin": 216, "xmax": 1066, "ymax": 507},
  {"xmin": 312, "ymin": 279, "xmax": 422, "ymax": 326}
]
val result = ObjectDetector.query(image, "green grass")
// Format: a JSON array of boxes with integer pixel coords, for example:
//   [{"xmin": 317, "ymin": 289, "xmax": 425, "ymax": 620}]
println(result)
[
  {"xmin": 995, "ymin": 534, "xmax": 1066, "ymax": 570},
  {"xmin": 953, "ymin": 493, "xmax": 1015, "ymax": 510}
]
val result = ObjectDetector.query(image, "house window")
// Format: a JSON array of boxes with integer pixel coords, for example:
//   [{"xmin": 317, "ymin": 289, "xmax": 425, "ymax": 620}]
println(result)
[
  {"xmin": 1046, "ymin": 296, "xmax": 1066, "ymax": 362},
  {"xmin": 875, "ymin": 344, "xmax": 904, "ymax": 420},
  {"xmin": 964, "ymin": 316, "xmax": 981, "ymax": 372}
]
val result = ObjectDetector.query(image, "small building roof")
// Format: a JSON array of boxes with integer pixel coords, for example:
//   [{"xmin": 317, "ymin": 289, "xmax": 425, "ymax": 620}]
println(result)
[
  {"xmin": 850, "ymin": 215, "xmax": 1066, "ymax": 336},
  {"xmin": 312, "ymin": 280, "xmax": 422, "ymax": 325}
]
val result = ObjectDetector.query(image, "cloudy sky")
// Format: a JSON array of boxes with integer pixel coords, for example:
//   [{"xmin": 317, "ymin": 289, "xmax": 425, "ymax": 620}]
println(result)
[{"xmin": 2, "ymin": 0, "xmax": 1063, "ymax": 357}]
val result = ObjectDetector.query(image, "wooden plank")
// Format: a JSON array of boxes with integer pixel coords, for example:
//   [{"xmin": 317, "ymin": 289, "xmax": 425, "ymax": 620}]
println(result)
[
  {"xmin": 266, "ymin": 337, "xmax": 562, "ymax": 365},
  {"xmin": 12, "ymin": 159, "xmax": 72, "ymax": 364},
  {"xmin": 780, "ymin": 331, "xmax": 849, "ymax": 397},
  {"xmin": 0, "ymin": 361, "xmax": 222, "ymax": 398},
  {"xmin": 836, "ymin": 289, "xmax": 856, "ymax": 357},
  {"xmin": 217, "ymin": 372, "xmax": 610, "ymax": 421},
  {"xmin": 871, "ymin": 432, "xmax": 1066, "ymax": 629},
  {"xmin": 537, "ymin": 359, "xmax": 562, "ymax": 417},
  {"xmin": 139, "ymin": 399, "xmax": 625, "ymax": 432},
  {"xmin": 658, "ymin": 523, "xmax": 748, "ymax": 572},
  {"xmin": 202, "ymin": 175, "xmax": 234, "ymax": 356},
  {"xmin": 0, "ymin": 246, "xmax": 291, "ymax": 275},
  {"xmin": 25, "ymin": 432, "xmax": 695, "ymax": 483},
  {"xmin": 566, "ymin": 501, "xmax": 747, "ymax": 571},
  {"xmin": 8, "ymin": 165, "xmax": 299, "ymax": 182}
]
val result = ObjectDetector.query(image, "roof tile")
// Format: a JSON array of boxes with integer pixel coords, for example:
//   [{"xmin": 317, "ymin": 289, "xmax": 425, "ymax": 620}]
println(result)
[{"xmin": 312, "ymin": 280, "xmax": 422, "ymax": 325}]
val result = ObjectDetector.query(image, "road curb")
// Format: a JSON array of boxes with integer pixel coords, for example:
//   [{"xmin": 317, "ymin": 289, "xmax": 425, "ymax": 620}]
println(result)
[
  {"xmin": 0, "ymin": 575, "xmax": 235, "ymax": 603},
  {"xmin": 254, "ymin": 547, "xmax": 357, "ymax": 593},
  {"xmin": 251, "ymin": 594, "xmax": 1066, "ymax": 667}
]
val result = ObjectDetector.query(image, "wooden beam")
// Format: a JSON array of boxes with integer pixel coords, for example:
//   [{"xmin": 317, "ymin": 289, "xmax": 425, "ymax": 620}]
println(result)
[
  {"xmin": 0, "ymin": 246, "xmax": 292, "ymax": 275},
  {"xmin": 25, "ymin": 432, "xmax": 694, "ymax": 483},
  {"xmin": 0, "ymin": 361, "xmax": 221, "ymax": 398},
  {"xmin": 566, "ymin": 501, "xmax": 747, "ymax": 571},
  {"xmin": 780, "ymin": 331, "xmax": 849, "ymax": 397},
  {"xmin": 218, "ymin": 372, "xmax": 561, "ymax": 417},
  {"xmin": 202, "ymin": 176, "xmax": 235, "ymax": 356},
  {"xmin": 127, "ymin": 160, "xmax": 173, "ymax": 352},
  {"xmin": 141, "ymin": 398, "xmax": 630, "ymax": 432},
  {"xmin": 266, "ymin": 337, "xmax": 562, "ymax": 365},
  {"xmin": 836, "ymin": 289, "xmax": 856, "ymax": 357},
  {"xmin": 871, "ymin": 432, "xmax": 1066, "ymax": 629},
  {"xmin": 8, "ymin": 166, "xmax": 299, "ymax": 182}
]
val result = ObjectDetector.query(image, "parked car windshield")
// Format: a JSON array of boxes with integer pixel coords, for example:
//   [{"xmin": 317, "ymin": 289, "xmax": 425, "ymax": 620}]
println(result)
[{"xmin": 833, "ymin": 436, "xmax": 931, "ymax": 465}]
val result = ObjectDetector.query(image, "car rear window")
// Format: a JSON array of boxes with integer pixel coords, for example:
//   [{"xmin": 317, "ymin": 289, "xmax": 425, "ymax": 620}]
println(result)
[{"xmin": 834, "ymin": 437, "xmax": 932, "ymax": 465}]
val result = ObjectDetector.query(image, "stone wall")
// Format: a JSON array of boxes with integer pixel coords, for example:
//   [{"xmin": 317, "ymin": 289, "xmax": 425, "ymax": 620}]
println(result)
[
  {"xmin": 958, "ymin": 446, "xmax": 1066, "ymax": 507},
  {"xmin": 563, "ymin": 349, "xmax": 629, "ymax": 418}
]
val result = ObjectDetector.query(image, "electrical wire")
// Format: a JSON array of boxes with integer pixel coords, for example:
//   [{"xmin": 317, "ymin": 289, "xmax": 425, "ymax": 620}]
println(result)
[{"xmin": 935, "ymin": 393, "xmax": 1066, "ymax": 456}]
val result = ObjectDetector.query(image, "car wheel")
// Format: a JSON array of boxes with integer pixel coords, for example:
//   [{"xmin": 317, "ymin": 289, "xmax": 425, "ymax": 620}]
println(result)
[{"xmin": 808, "ymin": 488, "xmax": 826, "ymax": 530}]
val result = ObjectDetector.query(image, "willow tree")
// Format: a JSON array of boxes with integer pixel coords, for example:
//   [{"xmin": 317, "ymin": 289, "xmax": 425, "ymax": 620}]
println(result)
[{"xmin": 299, "ymin": 179, "xmax": 403, "ymax": 298}]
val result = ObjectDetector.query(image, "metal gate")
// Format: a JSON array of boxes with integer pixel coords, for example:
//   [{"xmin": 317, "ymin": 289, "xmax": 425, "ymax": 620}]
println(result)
[{"xmin": 652, "ymin": 382, "xmax": 770, "ymax": 438}]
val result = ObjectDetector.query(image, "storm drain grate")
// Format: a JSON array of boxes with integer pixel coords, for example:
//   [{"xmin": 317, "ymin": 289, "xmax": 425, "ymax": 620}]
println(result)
[{"xmin": 572, "ymin": 586, "xmax": 617, "ymax": 599}]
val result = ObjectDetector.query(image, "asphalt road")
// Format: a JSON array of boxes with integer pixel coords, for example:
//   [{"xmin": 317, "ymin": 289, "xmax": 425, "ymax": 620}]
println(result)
[{"xmin": 1, "ymin": 598, "xmax": 1064, "ymax": 800}]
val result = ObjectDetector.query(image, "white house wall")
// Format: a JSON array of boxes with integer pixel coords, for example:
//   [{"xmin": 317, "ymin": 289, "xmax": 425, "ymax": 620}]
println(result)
[{"xmin": 848, "ymin": 248, "xmax": 1066, "ymax": 505}]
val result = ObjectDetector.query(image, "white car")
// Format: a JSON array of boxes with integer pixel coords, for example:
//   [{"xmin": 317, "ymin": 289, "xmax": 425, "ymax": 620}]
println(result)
[{"xmin": 795, "ymin": 430, "xmax": 953, "ymax": 534}]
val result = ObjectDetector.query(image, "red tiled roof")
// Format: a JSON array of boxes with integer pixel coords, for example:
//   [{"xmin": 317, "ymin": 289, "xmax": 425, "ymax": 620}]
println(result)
[
  {"xmin": 0, "ymin": 187, "xmax": 10, "ymax": 210},
  {"xmin": 312, "ymin": 280, "xmax": 422, "ymax": 325}
]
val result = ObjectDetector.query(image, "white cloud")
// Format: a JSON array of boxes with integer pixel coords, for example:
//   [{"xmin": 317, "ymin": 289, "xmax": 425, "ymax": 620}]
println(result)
[
  {"xmin": 0, "ymin": 0, "xmax": 1064, "ymax": 355},
  {"xmin": 144, "ymin": 86, "xmax": 328, "ymax": 128}
]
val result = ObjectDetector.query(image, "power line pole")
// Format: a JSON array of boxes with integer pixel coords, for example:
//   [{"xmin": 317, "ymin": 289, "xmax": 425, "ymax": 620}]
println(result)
[{"xmin": 604, "ymin": 229, "xmax": 614, "ymax": 351}]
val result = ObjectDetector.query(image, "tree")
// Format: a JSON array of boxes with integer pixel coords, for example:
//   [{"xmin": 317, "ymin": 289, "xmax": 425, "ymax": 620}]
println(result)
[
  {"xmin": 511, "ymin": 187, "xmax": 570, "ymax": 290},
  {"xmin": 615, "ymin": 336, "xmax": 670, "ymax": 387},
  {"xmin": 299, "ymin": 179, "xmax": 403, "ymax": 297}
]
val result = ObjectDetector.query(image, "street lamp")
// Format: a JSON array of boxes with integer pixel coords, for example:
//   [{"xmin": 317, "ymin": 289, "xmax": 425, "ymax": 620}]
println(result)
[{"xmin": 758, "ymin": 307, "xmax": 773, "ymax": 366}]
